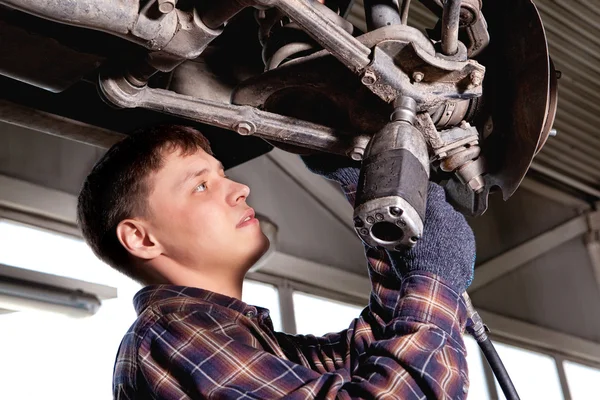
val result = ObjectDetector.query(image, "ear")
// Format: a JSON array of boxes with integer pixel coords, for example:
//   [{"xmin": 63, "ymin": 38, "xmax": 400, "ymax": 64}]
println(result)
[{"xmin": 116, "ymin": 219, "xmax": 163, "ymax": 260}]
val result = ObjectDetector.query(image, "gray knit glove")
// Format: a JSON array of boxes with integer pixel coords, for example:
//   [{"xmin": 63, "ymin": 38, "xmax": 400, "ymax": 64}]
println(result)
[
  {"xmin": 387, "ymin": 182, "xmax": 476, "ymax": 293},
  {"xmin": 301, "ymin": 155, "xmax": 476, "ymax": 293}
]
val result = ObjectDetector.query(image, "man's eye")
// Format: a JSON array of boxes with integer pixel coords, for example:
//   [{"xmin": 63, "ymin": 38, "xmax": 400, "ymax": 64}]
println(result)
[{"xmin": 194, "ymin": 182, "xmax": 207, "ymax": 193}]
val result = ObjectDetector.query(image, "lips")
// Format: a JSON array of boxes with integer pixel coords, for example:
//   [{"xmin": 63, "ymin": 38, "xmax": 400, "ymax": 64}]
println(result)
[{"xmin": 237, "ymin": 208, "xmax": 256, "ymax": 228}]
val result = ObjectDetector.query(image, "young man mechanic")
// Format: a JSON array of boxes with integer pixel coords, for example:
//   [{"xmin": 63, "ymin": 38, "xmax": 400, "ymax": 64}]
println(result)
[{"xmin": 77, "ymin": 124, "xmax": 476, "ymax": 399}]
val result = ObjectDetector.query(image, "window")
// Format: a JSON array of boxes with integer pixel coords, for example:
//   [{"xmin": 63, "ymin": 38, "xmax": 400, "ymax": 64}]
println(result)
[
  {"xmin": 0, "ymin": 219, "xmax": 286, "ymax": 399},
  {"xmin": 563, "ymin": 360, "xmax": 600, "ymax": 399},
  {"xmin": 464, "ymin": 335, "xmax": 491, "ymax": 400},
  {"xmin": 493, "ymin": 342, "xmax": 564, "ymax": 400},
  {"xmin": 0, "ymin": 220, "xmax": 141, "ymax": 400},
  {"xmin": 242, "ymin": 280, "xmax": 282, "ymax": 331},
  {"xmin": 293, "ymin": 291, "xmax": 364, "ymax": 335}
]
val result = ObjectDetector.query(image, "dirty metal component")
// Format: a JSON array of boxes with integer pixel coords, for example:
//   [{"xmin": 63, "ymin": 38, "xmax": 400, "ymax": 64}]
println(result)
[
  {"xmin": 199, "ymin": 0, "xmax": 255, "ymax": 30},
  {"xmin": 441, "ymin": 0, "xmax": 462, "ymax": 56},
  {"xmin": 157, "ymin": 0, "xmax": 177, "ymax": 14},
  {"xmin": 99, "ymin": 73, "xmax": 370, "ymax": 156},
  {"xmin": 414, "ymin": 0, "xmax": 489, "ymax": 57},
  {"xmin": 234, "ymin": 25, "xmax": 484, "ymax": 119},
  {"xmin": 400, "ymin": 0, "xmax": 411, "ymax": 25},
  {"xmin": 364, "ymin": 0, "xmax": 401, "ymax": 30},
  {"xmin": 255, "ymin": 0, "xmax": 371, "ymax": 73},
  {"xmin": 0, "ymin": 0, "xmax": 139, "ymax": 36},
  {"xmin": 463, "ymin": 0, "xmax": 554, "ymax": 209},
  {"xmin": 0, "ymin": 0, "xmax": 223, "ymax": 60},
  {"xmin": 354, "ymin": 96, "xmax": 429, "ymax": 250}
]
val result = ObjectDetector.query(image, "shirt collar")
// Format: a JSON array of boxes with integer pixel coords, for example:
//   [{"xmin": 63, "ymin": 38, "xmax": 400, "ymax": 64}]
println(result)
[{"xmin": 133, "ymin": 284, "xmax": 250, "ymax": 316}]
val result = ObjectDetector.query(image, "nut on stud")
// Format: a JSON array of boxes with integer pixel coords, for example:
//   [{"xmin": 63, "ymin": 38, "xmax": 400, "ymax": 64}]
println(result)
[{"xmin": 412, "ymin": 71, "xmax": 424, "ymax": 83}]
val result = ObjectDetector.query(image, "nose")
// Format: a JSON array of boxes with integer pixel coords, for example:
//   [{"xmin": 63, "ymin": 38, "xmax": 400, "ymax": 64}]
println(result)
[{"xmin": 227, "ymin": 180, "xmax": 250, "ymax": 206}]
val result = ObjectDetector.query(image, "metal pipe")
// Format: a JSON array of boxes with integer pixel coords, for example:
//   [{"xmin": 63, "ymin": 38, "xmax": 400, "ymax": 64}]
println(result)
[
  {"xmin": 262, "ymin": 0, "xmax": 371, "ymax": 72},
  {"xmin": 199, "ymin": 0, "xmax": 255, "ymax": 30},
  {"xmin": 400, "ymin": 0, "xmax": 412, "ymax": 25},
  {"xmin": 441, "ymin": 0, "xmax": 461, "ymax": 55},
  {"xmin": 0, "ymin": 0, "xmax": 139, "ymax": 35},
  {"xmin": 363, "ymin": 0, "xmax": 401, "ymax": 30}
]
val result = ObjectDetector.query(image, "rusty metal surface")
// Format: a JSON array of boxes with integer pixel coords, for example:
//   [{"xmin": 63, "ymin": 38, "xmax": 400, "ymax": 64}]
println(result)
[
  {"xmin": 440, "ymin": 0, "xmax": 461, "ymax": 56},
  {"xmin": 481, "ymin": 0, "xmax": 553, "ymax": 200},
  {"xmin": 234, "ymin": 24, "xmax": 483, "ymax": 129},
  {"xmin": 99, "ymin": 74, "xmax": 371, "ymax": 157}
]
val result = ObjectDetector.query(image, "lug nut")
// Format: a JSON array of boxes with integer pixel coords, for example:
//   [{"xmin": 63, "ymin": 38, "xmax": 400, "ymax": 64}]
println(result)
[
  {"xmin": 354, "ymin": 217, "xmax": 364, "ymax": 227},
  {"xmin": 375, "ymin": 213, "xmax": 384, "ymax": 221},
  {"xmin": 366, "ymin": 216, "xmax": 375, "ymax": 224}
]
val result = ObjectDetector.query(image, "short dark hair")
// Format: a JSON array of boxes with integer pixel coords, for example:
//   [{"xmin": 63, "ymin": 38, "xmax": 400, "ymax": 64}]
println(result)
[{"xmin": 77, "ymin": 124, "xmax": 213, "ymax": 281}]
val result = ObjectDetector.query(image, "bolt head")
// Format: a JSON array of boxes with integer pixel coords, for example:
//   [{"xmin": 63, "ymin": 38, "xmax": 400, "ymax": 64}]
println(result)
[
  {"xmin": 235, "ymin": 122, "xmax": 254, "ymax": 135},
  {"xmin": 375, "ymin": 213, "xmax": 384, "ymax": 221},
  {"xmin": 366, "ymin": 216, "xmax": 375, "ymax": 224},
  {"xmin": 360, "ymin": 228, "xmax": 369, "ymax": 235},
  {"xmin": 412, "ymin": 72, "xmax": 424, "ymax": 83}
]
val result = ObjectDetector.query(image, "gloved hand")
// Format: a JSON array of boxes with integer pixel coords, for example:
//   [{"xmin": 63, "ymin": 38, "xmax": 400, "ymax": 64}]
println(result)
[
  {"xmin": 301, "ymin": 153, "xmax": 476, "ymax": 293},
  {"xmin": 387, "ymin": 182, "xmax": 475, "ymax": 293}
]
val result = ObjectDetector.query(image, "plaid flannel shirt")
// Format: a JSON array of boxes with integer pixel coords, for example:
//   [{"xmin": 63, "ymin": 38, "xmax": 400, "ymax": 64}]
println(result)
[{"xmin": 113, "ymin": 183, "xmax": 470, "ymax": 399}]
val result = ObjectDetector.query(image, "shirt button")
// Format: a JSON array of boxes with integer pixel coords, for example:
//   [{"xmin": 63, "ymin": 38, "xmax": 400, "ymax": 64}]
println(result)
[{"xmin": 245, "ymin": 310, "xmax": 256, "ymax": 318}]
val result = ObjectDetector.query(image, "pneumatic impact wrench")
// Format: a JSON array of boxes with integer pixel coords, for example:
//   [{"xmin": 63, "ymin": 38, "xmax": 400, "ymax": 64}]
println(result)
[{"xmin": 353, "ymin": 96, "xmax": 429, "ymax": 250}]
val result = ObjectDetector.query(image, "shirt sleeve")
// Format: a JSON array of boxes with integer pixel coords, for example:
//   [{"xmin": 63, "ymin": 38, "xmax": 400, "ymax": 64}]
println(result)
[{"xmin": 135, "ymin": 274, "xmax": 469, "ymax": 400}]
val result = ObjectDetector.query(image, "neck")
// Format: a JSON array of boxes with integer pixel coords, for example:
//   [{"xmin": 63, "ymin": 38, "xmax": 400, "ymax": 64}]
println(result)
[{"xmin": 143, "ymin": 259, "xmax": 246, "ymax": 300}]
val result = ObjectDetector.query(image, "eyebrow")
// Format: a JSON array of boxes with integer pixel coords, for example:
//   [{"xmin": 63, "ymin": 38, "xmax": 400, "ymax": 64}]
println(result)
[{"xmin": 178, "ymin": 162, "xmax": 225, "ymax": 189}]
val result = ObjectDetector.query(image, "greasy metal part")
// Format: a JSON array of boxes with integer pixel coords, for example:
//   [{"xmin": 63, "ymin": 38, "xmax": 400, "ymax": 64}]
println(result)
[
  {"xmin": 441, "ymin": 0, "xmax": 461, "ymax": 56},
  {"xmin": 199, "ymin": 0, "xmax": 255, "ymax": 30},
  {"xmin": 400, "ymin": 0, "xmax": 411, "ymax": 25},
  {"xmin": 256, "ymin": 0, "xmax": 372, "ymax": 73},
  {"xmin": 0, "ymin": 0, "xmax": 139, "ymax": 35},
  {"xmin": 459, "ymin": 0, "xmax": 489, "ymax": 57},
  {"xmin": 417, "ymin": 0, "xmax": 489, "ymax": 57},
  {"xmin": 354, "ymin": 96, "xmax": 429, "ymax": 250},
  {"xmin": 99, "ymin": 74, "xmax": 370, "ymax": 156},
  {"xmin": 157, "ymin": 0, "xmax": 177, "ymax": 15},
  {"xmin": 363, "ymin": 0, "xmax": 401, "ymax": 30},
  {"xmin": 234, "ymin": 25, "xmax": 484, "ymax": 115},
  {"xmin": 0, "ymin": 0, "xmax": 223, "ymax": 60}
]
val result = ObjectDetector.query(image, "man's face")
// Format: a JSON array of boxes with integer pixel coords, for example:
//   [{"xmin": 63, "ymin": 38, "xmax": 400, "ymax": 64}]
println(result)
[{"xmin": 144, "ymin": 147, "xmax": 269, "ymax": 274}]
